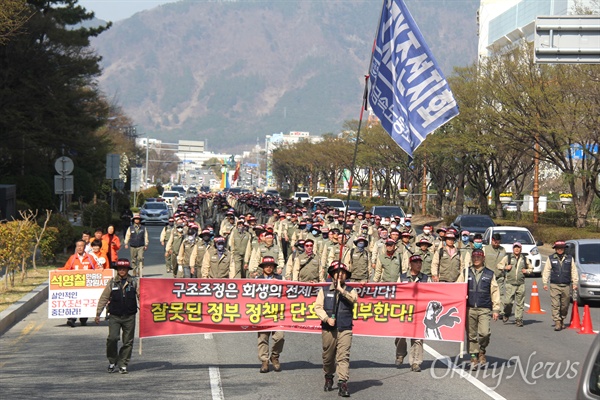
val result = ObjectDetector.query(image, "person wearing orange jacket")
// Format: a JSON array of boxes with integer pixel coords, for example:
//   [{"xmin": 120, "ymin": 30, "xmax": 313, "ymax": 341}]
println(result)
[
  {"xmin": 102, "ymin": 225, "xmax": 121, "ymax": 268},
  {"xmin": 59, "ymin": 239, "xmax": 98, "ymax": 327},
  {"xmin": 90, "ymin": 239, "xmax": 109, "ymax": 270}
]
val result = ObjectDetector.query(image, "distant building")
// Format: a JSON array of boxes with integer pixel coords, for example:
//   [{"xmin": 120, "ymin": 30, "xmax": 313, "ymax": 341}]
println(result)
[
  {"xmin": 478, "ymin": 0, "xmax": 595, "ymax": 58},
  {"xmin": 264, "ymin": 131, "xmax": 321, "ymax": 187},
  {"xmin": 266, "ymin": 131, "xmax": 322, "ymax": 148}
]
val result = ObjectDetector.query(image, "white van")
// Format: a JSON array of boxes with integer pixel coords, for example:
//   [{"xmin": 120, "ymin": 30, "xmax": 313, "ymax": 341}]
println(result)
[{"xmin": 160, "ymin": 191, "xmax": 180, "ymax": 206}]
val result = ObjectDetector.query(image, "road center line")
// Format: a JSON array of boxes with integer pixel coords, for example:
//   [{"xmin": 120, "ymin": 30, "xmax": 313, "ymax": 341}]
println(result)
[
  {"xmin": 424, "ymin": 344, "xmax": 507, "ymax": 400},
  {"xmin": 209, "ymin": 366, "xmax": 224, "ymax": 400}
]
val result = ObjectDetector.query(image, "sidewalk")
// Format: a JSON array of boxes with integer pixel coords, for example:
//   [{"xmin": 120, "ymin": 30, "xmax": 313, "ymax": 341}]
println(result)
[{"xmin": 0, "ymin": 211, "xmax": 81, "ymax": 335}]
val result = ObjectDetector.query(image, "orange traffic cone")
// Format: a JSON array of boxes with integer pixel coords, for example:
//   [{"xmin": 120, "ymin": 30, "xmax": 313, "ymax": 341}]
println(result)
[
  {"xmin": 527, "ymin": 281, "xmax": 546, "ymax": 314},
  {"xmin": 579, "ymin": 305, "xmax": 597, "ymax": 335},
  {"xmin": 568, "ymin": 301, "xmax": 582, "ymax": 330}
]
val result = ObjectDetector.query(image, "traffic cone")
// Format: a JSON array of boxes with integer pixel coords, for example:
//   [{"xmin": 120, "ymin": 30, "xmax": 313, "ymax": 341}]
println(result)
[
  {"xmin": 568, "ymin": 301, "xmax": 582, "ymax": 330},
  {"xmin": 579, "ymin": 305, "xmax": 597, "ymax": 335},
  {"xmin": 527, "ymin": 281, "xmax": 545, "ymax": 314}
]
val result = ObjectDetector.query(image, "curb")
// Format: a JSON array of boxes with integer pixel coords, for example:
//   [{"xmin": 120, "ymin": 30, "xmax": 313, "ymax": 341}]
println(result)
[{"xmin": 0, "ymin": 281, "xmax": 48, "ymax": 336}]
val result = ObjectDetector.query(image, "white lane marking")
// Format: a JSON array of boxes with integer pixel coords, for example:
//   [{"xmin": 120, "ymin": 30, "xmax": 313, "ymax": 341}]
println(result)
[
  {"xmin": 209, "ymin": 366, "xmax": 224, "ymax": 400},
  {"xmin": 524, "ymin": 303, "xmax": 546, "ymax": 312},
  {"xmin": 424, "ymin": 344, "xmax": 507, "ymax": 400},
  {"xmin": 204, "ymin": 333, "xmax": 214, "ymax": 339}
]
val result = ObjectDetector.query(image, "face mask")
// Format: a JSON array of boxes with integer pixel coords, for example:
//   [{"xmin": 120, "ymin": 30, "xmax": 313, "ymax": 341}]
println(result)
[
  {"xmin": 216, "ymin": 244, "xmax": 225, "ymax": 251},
  {"xmin": 177, "ymin": 227, "xmax": 184, "ymax": 233},
  {"xmin": 202, "ymin": 235, "xmax": 211, "ymax": 243},
  {"xmin": 311, "ymin": 230, "xmax": 318, "ymax": 236},
  {"xmin": 168, "ymin": 222, "xmax": 174, "ymax": 226},
  {"xmin": 405, "ymin": 221, "xmax": 411, "ymax": 227},
  {"xmin": 306, "ymin": 224, "xmax": 313, "ymax": 231},
  {"xmin": 462, "ymin": 235, "xmax": 469, "ymax": 243},
  {"xmin": 286, "ymin": 216, "xmax": 291, "ymax": 220},
  {"xmin": 357, "ymin": 242, "xmax": 366, "ymax": 250},
  {"xmin": 473, "ymin": 242, "xmax": 483, "ymax": 249},
  {"xmin": 390, "ymin": 223, "xmax": 397, "ymax": 229},
  {"xmin": 423, "ymin": 229, "xmax": 431, "ymax": 235}
]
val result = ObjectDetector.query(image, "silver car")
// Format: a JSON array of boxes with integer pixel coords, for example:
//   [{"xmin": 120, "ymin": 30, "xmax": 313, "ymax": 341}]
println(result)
[
  {"xmin": 566, "ymin": 239, "xmax": 600, "ymax": 305},
  {"xmin": 140, "ymin": 202, "xmax": 171, "ymax": 225},
  {"xmin": 577, "ymin": 334, "xmax": 600, "ymax": 399}
]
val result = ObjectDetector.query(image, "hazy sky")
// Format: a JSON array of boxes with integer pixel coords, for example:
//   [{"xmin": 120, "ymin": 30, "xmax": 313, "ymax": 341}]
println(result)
[{"xmin": 78, "ymin": 0, "xmax": 181, "ymax": 22}]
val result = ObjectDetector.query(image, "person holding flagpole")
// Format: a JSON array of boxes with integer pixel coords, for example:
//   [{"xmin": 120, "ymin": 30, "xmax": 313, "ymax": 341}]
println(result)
[{"xmin": 314, "ymin": 261, "xmax": 357, "ymax": 397}]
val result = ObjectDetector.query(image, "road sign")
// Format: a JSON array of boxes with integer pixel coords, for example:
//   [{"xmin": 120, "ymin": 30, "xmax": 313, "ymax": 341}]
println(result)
[
  {"xmin": 106, "ymin": 154, "xmax": 120, "ymax": 180},
  {"xmin": 535, "ymin": 16, "xmax": 600, "ymax": 64},
  {"xmin": 54, "ymin": 175, "xmax": 74, "ymax": 194},
  {"xmin": 54, "ymin": 156, "xmax": 74, "ymax": 175},
  {"xmin": 115, "ymin": 179, "xmax": 125, "ymax": 191}
]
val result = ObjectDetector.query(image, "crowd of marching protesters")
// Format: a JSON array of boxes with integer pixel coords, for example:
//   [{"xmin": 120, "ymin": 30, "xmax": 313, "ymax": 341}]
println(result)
[{"xmin": 57, "ymin": 191, "xmax": 577, "ymax": 393}]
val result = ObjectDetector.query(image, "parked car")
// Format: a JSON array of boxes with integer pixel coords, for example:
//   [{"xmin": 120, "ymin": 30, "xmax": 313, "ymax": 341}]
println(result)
[
  {"xmin": 316, "ymin": 198, "xmax": 346, "ymax": 212},
  {"xmin": 170, "ymin": 185, "xmax": 187, "ymax": 197},
  {"xmin": 160, "ymin": 190, "xmax": 180, "ymax": 206},
  {"xmin": 577, "ymin": 334, "xmax": 600, "ymax": 399},
  {"xmin": 264, "ymin": 189, "xmax": 280, "ymax": 197},
  {"xmin": 292, "ymin": 192, "xmax": 311, "ymax": 202},
  {"xmin": 482, "ymin": 226, "xmax": 543, "ymax": 275},
  {"xmin": 312, "ymin": 196, "xmax": 327, "ymax": 204},
  {"xmin": 451, "ymin": 214, "xmax": 496, "ymax": 237},
  {"xmin": 139, "ymin": 201, "xmax": 171, "ymax": 225},
  {"xmin": 346, "ymin": 200, "xmax": 365, "ymax": 213},
  {"xmin": 502, "ymin": 202, "xmax": 518, "ymax": 212},
  {"xmin": 566, "ymin": 239, "xmax": 600, "ymax": 305},
  {"xmin": 370, "ymin": 205, "xmax": 406, "ymax": 221}
]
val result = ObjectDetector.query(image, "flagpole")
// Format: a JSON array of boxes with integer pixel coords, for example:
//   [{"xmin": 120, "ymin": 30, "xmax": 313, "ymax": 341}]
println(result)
[{"xmin": 339, "ymin": 0, "xmax": 387, "ymax": 249}]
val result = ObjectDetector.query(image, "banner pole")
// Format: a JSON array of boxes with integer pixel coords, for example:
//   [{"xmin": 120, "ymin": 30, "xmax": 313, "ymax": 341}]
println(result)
[
  {"xmin": 459, "ymin": 259, "xmax": 469, "ymax": 358},
  {"xmin": 139, "ymin": 331, "xmax": 143, "ymax": 355},
  {"xmin": 339, "ymin": 0, "xmax": 385, "ymax": 260}
]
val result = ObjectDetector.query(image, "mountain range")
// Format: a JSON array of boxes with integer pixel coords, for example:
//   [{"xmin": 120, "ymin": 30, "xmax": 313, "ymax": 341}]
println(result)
[{"xmin": 90, "ymin": 0, "xmax": 479, "ymax": 152}]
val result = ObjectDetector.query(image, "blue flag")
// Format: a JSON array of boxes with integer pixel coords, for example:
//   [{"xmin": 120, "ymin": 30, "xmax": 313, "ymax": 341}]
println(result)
[{"xmin": 369, "ymin": 0, "xmax": 459, "ymax": 157}]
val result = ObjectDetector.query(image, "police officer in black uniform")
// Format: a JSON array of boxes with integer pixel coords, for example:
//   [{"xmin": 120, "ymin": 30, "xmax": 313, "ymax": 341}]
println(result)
[{"xmin": 95, "ymin": 259, "xmax": 140, "ymax": 374}]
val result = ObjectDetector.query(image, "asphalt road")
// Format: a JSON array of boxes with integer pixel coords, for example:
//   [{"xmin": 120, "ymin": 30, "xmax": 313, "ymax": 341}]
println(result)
[{"xmin": 1, "ymin": 225, "xmax": 598, "ymax": 400}]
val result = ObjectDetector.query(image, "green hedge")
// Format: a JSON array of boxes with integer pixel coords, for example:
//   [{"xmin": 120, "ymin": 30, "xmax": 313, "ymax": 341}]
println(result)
[
  {"xmin": 494, "ymin": 218, "xmax": 600, "ymax": 244},
  {"xmin": 82, "ymin": 201, "xmax": 112, "ymax": 229},
  {"xmin": 47, "ymin": 213, "xmax": 75, "ymax": 251}
]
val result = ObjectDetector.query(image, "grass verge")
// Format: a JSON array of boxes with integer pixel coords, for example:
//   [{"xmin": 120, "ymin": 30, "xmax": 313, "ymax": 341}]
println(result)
[{"xmin": 0, "ymin": 256, "xmax": 68, "ymax": 313}]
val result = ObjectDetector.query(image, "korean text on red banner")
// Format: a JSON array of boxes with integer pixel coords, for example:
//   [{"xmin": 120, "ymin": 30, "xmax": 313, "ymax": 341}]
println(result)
[{"xmin": 140, "ymin": 279, "xmax": 467, "ymax": 342}]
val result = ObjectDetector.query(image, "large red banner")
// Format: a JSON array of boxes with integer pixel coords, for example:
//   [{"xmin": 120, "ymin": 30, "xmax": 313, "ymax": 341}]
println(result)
[{"xmin": 139, "ymin": 279, "xmax": 467, "ymax": 342}]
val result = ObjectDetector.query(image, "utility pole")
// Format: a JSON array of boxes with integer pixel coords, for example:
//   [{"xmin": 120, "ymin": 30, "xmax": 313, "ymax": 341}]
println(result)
[{"xmin": 145, "ymin": 134, "xmax": 149, "ymax": 188}]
